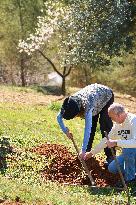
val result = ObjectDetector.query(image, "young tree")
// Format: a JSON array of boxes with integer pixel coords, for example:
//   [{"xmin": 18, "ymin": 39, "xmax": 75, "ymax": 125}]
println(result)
[{"xmin": 18, "ymin": 1, "xmax": 73, "ymax": 95}]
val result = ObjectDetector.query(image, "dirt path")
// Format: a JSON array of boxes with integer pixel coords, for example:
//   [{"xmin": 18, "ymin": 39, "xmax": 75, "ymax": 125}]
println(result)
[
  {"xmin": 0, "ymin": 89, "xmax": 135, "ymax": 114},
  {"xmin": 0, "ymin": 89, "xmax": 63, "ymax": 105},
  {"xmin": 114, "ymin": 92, "xmax": 136, "ymax": 114}
]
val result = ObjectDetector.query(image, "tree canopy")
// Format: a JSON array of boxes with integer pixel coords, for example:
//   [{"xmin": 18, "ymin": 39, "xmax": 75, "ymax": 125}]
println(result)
[{"xmin": 19, "ymin": 0, "xmax": 135, "ymax": 68}]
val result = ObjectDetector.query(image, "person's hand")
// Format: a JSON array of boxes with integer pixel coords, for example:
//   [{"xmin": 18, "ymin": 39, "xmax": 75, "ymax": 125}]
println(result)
[
  {"xmin": 65, "ymin": 129, "xmax": 73, "ymax": 140},
  {"xmin": 84, "ymin": 151, "xmax": 93, "ymax": 160},
  {"xmin": 79, "ymin": 151, "xmax": 85, "ymax": 160},
  {"xmin": 106, "ymin": 139, "xmax": 117, "ymax": 148}
]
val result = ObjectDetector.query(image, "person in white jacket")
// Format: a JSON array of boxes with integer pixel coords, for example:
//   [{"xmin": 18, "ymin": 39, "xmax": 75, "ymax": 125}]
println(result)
[{"xmin": 85, "ymin": 103, "xmax": 136, "ymax": 184}]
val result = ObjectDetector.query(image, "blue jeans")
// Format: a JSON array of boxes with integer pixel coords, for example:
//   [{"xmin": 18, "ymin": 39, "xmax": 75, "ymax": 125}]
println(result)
[{"xmin": 108, "ymin": 148, "xmax": 136, "ymax": 181}]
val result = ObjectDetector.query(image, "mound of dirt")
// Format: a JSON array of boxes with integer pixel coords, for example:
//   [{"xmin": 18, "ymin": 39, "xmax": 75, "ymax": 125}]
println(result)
[{"xmin": 32, "ymin": 143, "xmax": 119, "ymax": 187}]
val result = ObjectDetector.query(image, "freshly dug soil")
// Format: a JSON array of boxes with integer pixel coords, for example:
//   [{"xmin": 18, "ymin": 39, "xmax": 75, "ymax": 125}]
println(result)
[{"xmin": 32, "ymin": 143, "xmax": 119, "ymax": 187}]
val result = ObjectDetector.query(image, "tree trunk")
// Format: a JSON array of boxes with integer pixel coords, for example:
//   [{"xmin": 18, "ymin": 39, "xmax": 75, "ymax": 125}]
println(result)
[
  {"xmin": 61, "ymin": 76, "xmax": 66, "ymax": 96},
  {"xmin": 20, "ymin": 54, "xmax": 26, "ymax": 86},
  {"xmin": 38, "ymin": 50, "xmax": 72, "ymax": 96},
  {"xmin": 83, "ymin": 66, "xmax": 90, "ymax": 85},
  {"xmin": 38, "ymin": 50, "xmax": 62, "ymax": 77},
  {"xmin": 17, "ymin": 0, "xmax": 26, "ymax": 87}
]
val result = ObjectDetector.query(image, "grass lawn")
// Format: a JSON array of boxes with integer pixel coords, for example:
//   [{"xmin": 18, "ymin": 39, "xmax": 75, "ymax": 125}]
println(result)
[{"xmin": 0, "ymin": 86, "xmax": 135, "ymax": 205}]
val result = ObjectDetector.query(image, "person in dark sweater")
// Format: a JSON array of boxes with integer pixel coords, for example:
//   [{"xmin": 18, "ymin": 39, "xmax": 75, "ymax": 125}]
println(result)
[{"xmin": 57, "ymin": 83, "xmax": 115, "ymax": 164}]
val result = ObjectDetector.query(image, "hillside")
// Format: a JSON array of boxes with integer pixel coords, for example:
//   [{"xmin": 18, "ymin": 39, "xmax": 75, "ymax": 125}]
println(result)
[{"xmin": 0, "ymin": 87, "xmax": 135, "ymax": 114}]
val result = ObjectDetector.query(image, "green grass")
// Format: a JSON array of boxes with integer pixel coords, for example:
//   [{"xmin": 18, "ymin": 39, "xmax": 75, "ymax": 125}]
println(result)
[{"xmin": 0, "ymin": 87, "xmax": 135, "ymax": 204}]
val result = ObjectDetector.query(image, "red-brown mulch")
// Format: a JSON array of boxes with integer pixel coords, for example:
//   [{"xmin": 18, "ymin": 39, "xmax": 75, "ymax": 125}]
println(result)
[{"xmin": 32, "ymin": 143, "xmax": 119, "ymax": 187}]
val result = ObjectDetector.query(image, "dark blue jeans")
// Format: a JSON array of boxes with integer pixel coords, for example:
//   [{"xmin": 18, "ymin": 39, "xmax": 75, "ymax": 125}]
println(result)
[{"xmin": 86, "ymin": 93, "xmax": 115, "ymax": 160}]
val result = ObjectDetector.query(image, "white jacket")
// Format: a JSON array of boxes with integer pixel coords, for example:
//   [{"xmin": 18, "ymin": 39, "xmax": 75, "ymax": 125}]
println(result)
[{"xmin": 92, "ymin": 112, "xmax": 136, "ymax": 155}]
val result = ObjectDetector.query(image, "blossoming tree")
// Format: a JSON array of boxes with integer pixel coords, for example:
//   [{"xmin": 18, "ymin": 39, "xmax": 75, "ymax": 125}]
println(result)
[
  {"xmin": 18, "ymin": 0, "xmax": 134, "ymax": 95},
  {"xmin": 18, "ymin": 1, "xmax": 73, "ymax": 95}
]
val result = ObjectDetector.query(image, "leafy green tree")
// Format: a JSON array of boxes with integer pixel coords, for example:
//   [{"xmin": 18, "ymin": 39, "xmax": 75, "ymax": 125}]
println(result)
[
  {"xmin": 0, "ymin": 0, "xmax": 43, "ymax": 86},
  {"xmin": 65, "ymin": 0, "xmax": 135, "ymax": 67}
]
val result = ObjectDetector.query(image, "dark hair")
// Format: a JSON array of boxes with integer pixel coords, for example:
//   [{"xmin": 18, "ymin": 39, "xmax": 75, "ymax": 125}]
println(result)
[{"xmin": 61, "ymin": 97, "xmax": 80, "ymax": 120}]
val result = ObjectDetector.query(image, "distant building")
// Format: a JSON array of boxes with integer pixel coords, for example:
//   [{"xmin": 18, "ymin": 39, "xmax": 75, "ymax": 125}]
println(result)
[{"xmin": 47, "ymin": 72, "xmax": 62, "ymax": 86}]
